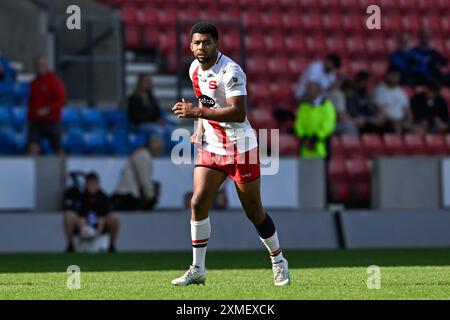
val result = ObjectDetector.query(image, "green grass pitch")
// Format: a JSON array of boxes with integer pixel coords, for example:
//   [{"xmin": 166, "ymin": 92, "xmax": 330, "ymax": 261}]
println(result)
[{"xmin": 0, "ymin": 249, "xmax": 449, "ymax": 300}]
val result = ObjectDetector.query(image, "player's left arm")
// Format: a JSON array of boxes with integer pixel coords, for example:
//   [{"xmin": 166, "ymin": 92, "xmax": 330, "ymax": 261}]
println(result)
[{"xmin": 172, "ymin": 95, "xmax": 246, "ymax": 123}]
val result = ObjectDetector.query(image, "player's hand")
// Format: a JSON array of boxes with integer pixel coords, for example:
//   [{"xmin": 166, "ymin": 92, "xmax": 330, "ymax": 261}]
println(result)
[
  {"xmin": 172, "ymin": 98, "xmax": 199, "ymax": 118},
  {"xmin": 191, "ymin": 131, "xmax": 203, "ymax": 145}
]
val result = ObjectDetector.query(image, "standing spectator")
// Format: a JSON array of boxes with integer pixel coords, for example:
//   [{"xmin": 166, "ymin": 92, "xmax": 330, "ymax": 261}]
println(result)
[
  {"xmin": 411, "ymin": 80, "xmax": 449, "ymax": 133},
  {"xmin": 294, "ymin": 81, "xmax": 336, "ymax": 159},
  {"xmin": 294, "ymin": 54, "xmax": 342, "ymax": 102},
  {"xmin": 347, "ymin": 71, "xmax": 385, "ymax": 134},
  {"xmin": 330, "ymin": 78, "xmax": 358, "ymax": 134},
  {"xmin": 27, "ymin": 56, "xmax": 66, "ymax": 155},
  {"xmin": 409, "ymin": 29, "xmax": 449, "ymax": 86},
  {"xmin": 128, "ymin": 75, "xmax": 165, "ymax": 134},
  {"xmin": 112, "ymin": 136, "xmax": 165, "ymax": 211},
  {"xmin": 373, "ymin": 67, "xmax": 414, "ymax": 134},
  {"xmin": 63, "ymin": 172, "xmax": 120, "ymax": 253}
]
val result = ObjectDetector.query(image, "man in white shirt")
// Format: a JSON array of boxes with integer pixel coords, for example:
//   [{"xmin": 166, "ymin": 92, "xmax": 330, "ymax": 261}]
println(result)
[
  {"xmin": 373, "ymin": 66, "xmax": 414, "ymax": 133},
  {"xmin": 294, "ymin": 54, "xmax": 342, "ymax": 101}
]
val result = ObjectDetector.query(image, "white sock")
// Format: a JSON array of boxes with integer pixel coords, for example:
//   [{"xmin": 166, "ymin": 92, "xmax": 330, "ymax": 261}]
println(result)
[
  {"xmin": 260, "ymin": 231, "xmax": 284, "ymax": 264},
  {"xmin": 191, "ymin": 218, "xmax": 210, "ymax": 272}
]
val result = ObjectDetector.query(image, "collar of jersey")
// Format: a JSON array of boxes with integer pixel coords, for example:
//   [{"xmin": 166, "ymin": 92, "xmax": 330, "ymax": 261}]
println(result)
[{"xmin": 198, "ymin": 52, "xmax": 223, "ymax": 73}]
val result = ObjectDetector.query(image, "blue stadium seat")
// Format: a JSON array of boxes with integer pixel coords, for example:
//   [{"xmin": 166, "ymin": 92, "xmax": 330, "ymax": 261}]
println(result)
[
  {"xmin": 83, "ymin": 129, "xmax": 107, "ymax": 154},
  {"xmin": 62, "ymin": 107, "xmax": 82, "ymax": 130},
  {"xmin": 81, "ymin": 108, "xmax": 105, "ymax": 130},
  {"xmin": 107, "ymin": 130, "xmax": 131, "ymax": 155},
  {"xmin": 128, "ymin": 131, "xmax": 148, "ymax": 151},
  {"xmin": 12, "ymin": 107, "xmax": 27, "ymax": 131},
  {"xmin": 0, "ymin": 127, "xmax": 16, "ymax": 154},
  {"xmin": 103, "ymin": 109, "xmax": 129, "ymax": 131},
  {"xmin": 13, "ymin": 82, "xmax": 30, "ymax": 105},
  {"xmin": 12, "ymin": 130, "xmax": 27, "ymax": 154},
  {"xmin": 0, "ymin": 107, "xmax": 13, "ymax": 129},
  {"xmin": 63, "ymin": 128, "xmax": 85, "ymax": 154}
]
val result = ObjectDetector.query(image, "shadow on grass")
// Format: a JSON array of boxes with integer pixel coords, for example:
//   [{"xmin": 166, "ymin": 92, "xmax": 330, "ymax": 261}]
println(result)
[{"xmin": 0, "ymin": 249, "xmax": 450, "ymax": 273}]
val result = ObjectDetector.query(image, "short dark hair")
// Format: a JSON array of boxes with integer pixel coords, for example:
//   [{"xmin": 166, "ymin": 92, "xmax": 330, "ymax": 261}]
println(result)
[
  {"xmin": 426, "ymin": 79, "xmax": 442, "ymax": 93},
  {"xmin": 190, "ymin": 22, "xmax": 219, "ymax": 41},
  {"xmin": 386, "ymin": 65, "xmax": 401, "ymax": 75},
  {"xmin": 355, "ymin": 70, "xmax": 371, "ymax": 83},
  {"xmin": 85, "ymin": 172, "xmax": 99, "ymax": 182},
  {"xmin": 326, "ymin": 54, "xmax": 342, "ymax": 69}
]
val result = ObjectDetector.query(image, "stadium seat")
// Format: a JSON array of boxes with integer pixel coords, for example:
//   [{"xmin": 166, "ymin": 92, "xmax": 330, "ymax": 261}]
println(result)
[
  {"xmin": 341, "ymin": 12, "xmax": 363, "ymax": 32},
  {"xmin": 265, "ymin": 33, "xmax": 286, "ymax": 54},
  {"xmin": 383, "ymin": 134, "xmax": 407, "ymax": 156},
  {"xmin": 346, "ymin": 35, "xmax": 366, "ymax": 57},
  {"xmin": 345, "ymin": 157, "xmax": 370, "ymax": 182},
  {"xmin": 80, "ymin": 108, "xmax": 105, "ymax": 130},
  {"xmin": 103, "ymin": 109, "xmax": 129, "ymax": 131},
  {"xmin": 247, "ymin": 108, "xmax": 276, "ymax": 129},
  {"xmin": 222, "ymin": 32, "xmax": 241, "ymax": 56},
  {"xmin": 328, "ymin": 157, "xmax": 346, "ymax": 181},
  {"xmin": 107, "ymin": 130, "xmax": 130, "ymax": 155},
  {"xmin": 245, "ymin": 33, "xmax": 266, "ymax": 56},
  {"xmin": 220, "ymin": 7, "xmax": 240, "ymax": 20},
  {"xmin": 282, "ymin": 11, "xmax": 303, "ymax": 31},
  {"xmin": 140, "ymin": 5, "xmax": 159, "ymax": 27},
  {"xmin": 424, "ymin": 134, "xmax": 448, "ymax": 156},
  {"xmin": 325, "ymin": 35, "xmax": 346, "ymax": 55},
  {"xmin": 248, "ymin": 80, "xmax": 271, "ymax": 105},
  {"xmin": 128, "ymin": 131, "xmax": 148, "ymax": 150},
  {"xmin": 278, "ymin": 133, "xmax": 299, "ymax": 156},
  {"xmin": 0, "ymin": 107, "xmax": 13, "ymax": 128},
  {"xmin": 285, "ymin": 35, "xmax": 306, "ymax": 54},
  {"xmin": 125, "ymin": 26, "xmax": 141, "ymax": 49},
  {"xmin": 330, "ymin": 135, "xmax": 344, "ymax": 159},
  {"xmin": 242, "ymin": 11, "xmax": 263, "ymax": 32},
  {"xmin": 321, "ymin": 12, "xmax": 341, "ymax": 32},
  {"xmin": 270, "ymin": 80, "xmax": 294, "ymax": 107},
  {"xmin": 268, "ymin": 55, "xmax": 290, "ymax": 78},
  {"xmin": 366, "ymin": 36, "xmax": 387, "ymax": 56},
  {"xmin": 361, "ymin": 134, "xmax": 385, "ymax": 159},
  {"xmin": 83, "ymin": 129, "xmax": 108, "ymax": 154},
  {"xmin": 340, "ymin": 134, "xmax": 364, "ymax": 158},
  {"xmin": 11, "ymin": 107, "xmax": 27, "ymax": 131},
  {"xmin": 62, "ymin": 107, "xmax": 82, "ymax": 130},
  {"xmin": 404, "ymin": 134, "xmax": 427, "ymax": 156},
  {"xmin": 262, "ymin": 12, "xmax": 283, "ymax": 32},
  {"xmin": 288, "ymin": 58, "xmax": 308, "ymax": 80},
  {"xmin": 421, "ymin": 14, "xmax": 441, "ymax": 33},
  {"xmin": 305, "ymin": 35, "xmax": 327, "ymax": 55},
  {"xmin": 63, "ymin": 128, "xmax": 85, "ymax": 155},
  {"xmin": 121, "ymin": 5, "xmax": 140, "ymax": 26},
  {"xmin": 401, "ymin": 13, "xmax": 421, "ymax": 33},
  {"xmin": 329, "ymin": 181, "xmax": 351, "ymax": 203},
  {"xmin": 246, "ymin": 55, "xmax": 267, "ymax": 79},
  {"xmin": 301, "ymin": 11, "xmax": 322, "ymax": 32}
]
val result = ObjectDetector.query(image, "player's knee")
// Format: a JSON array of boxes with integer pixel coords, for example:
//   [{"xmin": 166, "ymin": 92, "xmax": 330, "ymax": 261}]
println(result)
[{"xmin": 191, "ymin": 193, "xmax": 208, "ymax": 212}]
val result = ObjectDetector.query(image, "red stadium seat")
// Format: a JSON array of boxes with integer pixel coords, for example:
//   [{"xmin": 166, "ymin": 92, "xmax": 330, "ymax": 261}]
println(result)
[
  {"xmin": 330, "ymin": 135, "xmax": 344, "ymax": 159},
  {"xmin": 341, "ymin": 12, "xmax": 363, "ymax": 32},
  {"xmin": 282, "ymin": 11, "xmax": 303, "ymax": 31},
  {"xmin": 242, "ymin": 11, "xmax": 263, "ymax": 32},
  {"xmin": 338, "ymin": 0, "xmax": 360, "ymax": 10},
  {"xmin": 318, "ymin": 0, "xmax": 341, "ymax": 11},
  {"xmin": 248, "ymin": 80, "xmax": 271, "ymax": 105},
  {"xmin": 305, "ymin": 35, "xmax": 327, "ymax": 55},
  {"xmin": 265, "ymin": 33, "xmax": 286, "ymax": 54},
  {"xmin": 383, "ymin": 13, "xmax": 402, "ymax": 34},
  {"xmin": 397, "ymin": 0, "xmax": 421, "ymax": 11},
  {"xmin": 288, "ymin": 58, "xmax": 308, "ymax": 78},
  {"xmin": 245, "ymin": 33, "xmax": 266, "ymax": 56},
  {"xmin": 247, "ymin": 108, "xmax": 277, "ymax": 129},
  {"xmin": 222, "ymin": 32, "xmax": 241, "ymax": 56},
  {"xmin": 246, "ymin": 55, "xmax": 267, "ymax": 78},
  {"xmin": 121, "ymin": 5, "xmax": 139, "ymax": 26},
  {"xmin": 329, "ymin": 181, "xmax": 351, "ymax": 203},
  {"xmin": 270, "ymin": 80, "xmax": 294, "ymax": 104},
  {"xmin": 325, "ymin": 35, "xmax": 346, "ymax": 55},
  {"xmin": 239, "ymin": 0, "xmax": 261, "ymax": 11},
  {"xmin": 268, "ymin": 55, "xmax": 290, "ymax": 78},
  {"xmin": 321, "ymin": 12, "xmax": 341, "ymax": 32},
  {"xmin": 285, "ymin": 35, "xmax": 306, "ymax": 54},
  {"xmin": 361, "ymin": 134, "xmax": 385, "ymax": 159},
  {"xmin": 140, "ymin": 5, "xmax": 159, "ymax": 27},
  {"xmin": 124, "ymin": 26, "xmax": 141, "ymax": 49},
  {"xmin": 421, "ymin": 14, "xmax": 442, "ymax": 33},
  {"xmin": 404, "ymin": 134, "xmax": 427, "ymax": 156},
  {"xmin": 401, "ymin": 13, "xmax": 421, "ymax": 33},
  {"xmin": 300, "ymin": 11, "xmax": 322, "ymax": 32},
  {"xmin": 328, "ymin": 157, "xmax": 346, "ymax": 181},
  {"xmin": 425, "ymin": 134, "xmax": 449, "ymax": 156},
  {"xmin": 262, "ymin": 12, "xmax": 284, "ymax": 32},
  {"xmin": 340, "ymin": 134, "xmax": 364, "ymax": 158},
  {"xmin": 345, "ymin": 157, "xmax": 370, "ymax": 182},
  {"xmin": 383, "ymin": 134, "xmax": 407, "ymax": 156},
  {"xmin": 366, "ymin": 36, "xmax": 387, "ymax": 56},
  {"xmin": 158, "ymin": 32, "xmax": 176, "ymax": 54},
  {"xmin": 370, "ymin": 60, "xmax": 388, "ymax": 82},
  {"xmin": 445, "ymin": 134, "xmax": 450, "ymax": 153},
  {"xmin": 220, "ymin": 7, "xmax": 241, "ymax": 20},
  {"xmin": 158, "ymin": 5, "xmax": 178, "ymax": 29},
  {"xmin": 278, "ymin": 134, "xmax": 300, "ymax": 156}
]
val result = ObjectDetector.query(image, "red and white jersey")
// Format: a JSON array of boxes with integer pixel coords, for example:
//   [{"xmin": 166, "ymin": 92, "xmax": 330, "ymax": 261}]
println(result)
[{"xmin": 189, "ymin": 52, "xmax": 258, "ymax": 155}]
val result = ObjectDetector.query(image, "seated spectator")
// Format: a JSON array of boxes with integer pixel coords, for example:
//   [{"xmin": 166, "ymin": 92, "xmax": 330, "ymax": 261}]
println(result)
[
  {"xmin": 294, "ymin": 54, "xmax": 342, "ymax": 102},
  {"xmin": 373, "ymin": 67, "xmax": 415, "ymax": 134},
  {"xmin": 112, "ymin": 136, "xmax": 165, "ymax": 211},
  {"xmin": 128, "ymin": 75, "xmax": 165, "ymax": 135},
  {"xmin": 411, "ymin": 80, "xmax": 449, "ymax": 133},
  {"xmin": 347, "ymin": 71, "xmax": 385, "ymax": 134},
  {"xmin": 27, "ymin": 56, "xmax": 66, "ymax": 155},
  {"xmin": 409, "ymin": 29, "xmax": 450, "ymax": 86},
  {"xmin": 63, "ymin": 172, "xmax": 120, "ymax": 253},
  {"xmin": 389, "ymin": 33, "xmax": 423, "ymax": 86},
  {"xmin": 331, "ymin": 78, "xmax": 358, "ymax": 135},
  {"xmin": 294, "ymin": 81, "xmax": 336, "ymax": 159}
]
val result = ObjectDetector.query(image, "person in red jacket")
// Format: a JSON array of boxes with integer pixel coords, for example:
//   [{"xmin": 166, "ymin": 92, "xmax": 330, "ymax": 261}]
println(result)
[{"xmin": 27, "ymin": 56, "xmax": 67, "ymax": 155}]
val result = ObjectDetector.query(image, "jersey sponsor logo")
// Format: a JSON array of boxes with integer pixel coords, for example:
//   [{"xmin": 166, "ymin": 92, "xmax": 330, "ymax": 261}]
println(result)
[
  {"xmin": 209, "ymin": 80, "xmax": 218, "ymax": 89},
  {"xmin": 199, "ymin": 94, "xmax": 215, "ymax": 108},
  {"xmin": 241, "ymin": 173, "xmax": 252, "ymax": 178}
]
